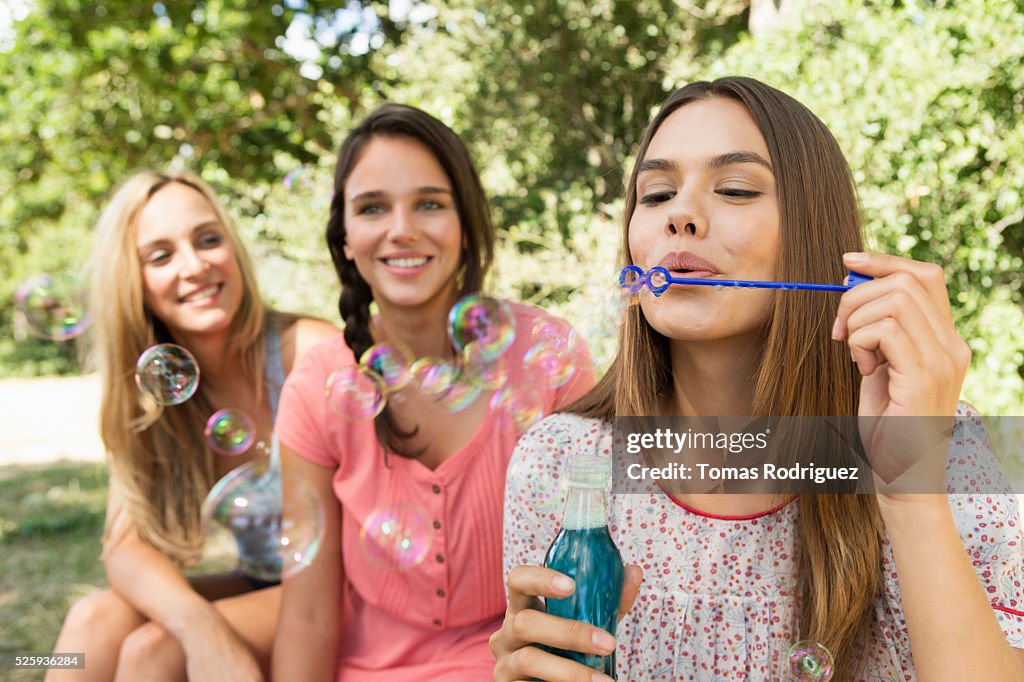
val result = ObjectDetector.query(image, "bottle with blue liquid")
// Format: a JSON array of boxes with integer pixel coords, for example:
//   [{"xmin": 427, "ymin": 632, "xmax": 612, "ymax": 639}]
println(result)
[{"xmin": 543, "ymin": 455, "xmax": 624, "ymax": 678}]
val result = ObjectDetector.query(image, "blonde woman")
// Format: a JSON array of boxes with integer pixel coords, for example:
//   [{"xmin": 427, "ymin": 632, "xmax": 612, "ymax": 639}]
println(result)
[
  {"xmin": 48, "ymin": 170, "xmax": 337, "ymax": 681},
  {"xmin": 491, "ymin": 77, "xmax": 1024, "ymax": 681}
]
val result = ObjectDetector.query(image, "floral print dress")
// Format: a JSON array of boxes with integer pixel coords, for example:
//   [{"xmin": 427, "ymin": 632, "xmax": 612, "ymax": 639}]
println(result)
[{"xmin": 502, "ymin": 406, "xmax": 1024, "ymax": 681}]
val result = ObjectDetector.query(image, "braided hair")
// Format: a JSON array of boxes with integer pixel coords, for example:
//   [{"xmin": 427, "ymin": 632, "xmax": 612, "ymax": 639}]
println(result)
[{"xmin": 326, "ymin": 104, "xmax": 495, "ymax": 459}]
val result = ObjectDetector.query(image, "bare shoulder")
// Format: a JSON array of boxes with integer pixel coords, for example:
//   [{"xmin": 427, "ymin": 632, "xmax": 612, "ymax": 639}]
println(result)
[{"xmin": 279, "ymin": 317, "xmax": 340, "ymax": 374}]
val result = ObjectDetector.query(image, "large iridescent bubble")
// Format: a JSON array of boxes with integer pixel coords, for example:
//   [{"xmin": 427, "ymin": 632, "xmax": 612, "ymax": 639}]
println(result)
[
  {"xmin": 205, "ymin": 409, "xmax": 256, "ymax": 456},
  {"xmin": 410, "ymin": 357, "xmax": 457, "ymax": 397},
  {"xmin": 788, "ymin": 641, "xmax": 834, "ymax": 681},
  {"xmin": 360, "ymin": 342, "xmax": 414, "ymax": 393},
  {"xmin": 461, "ymin": 343, "xmax": 509, "ymax": 391},
  {"xmin": 447, "ymin": 294, "xmax": 516, "ymax": 363},
  {"xmin": 434, "ymin": 369, "xmax": 484, "ymax": 413},
  {"xmin": 202, "ymin": 456, "xmax": 324, "ymax": 581},
  {"xmin": 326, "ymin": 365, "xmax": 387, "ymax": 420},
  {"xmin": 135, "ymin": 344, "xmax": 200, "ymax": 405},
  {"xmin": 14, "ymin": 274, "xmax": 90, "ymax": 341},
  {"xmin": 523, "ymin": 341, "xmax": 576, "ymax": 389},
  {"xmin": 359, "ymin": 505, "xmax": 434, "ymax": 571}
]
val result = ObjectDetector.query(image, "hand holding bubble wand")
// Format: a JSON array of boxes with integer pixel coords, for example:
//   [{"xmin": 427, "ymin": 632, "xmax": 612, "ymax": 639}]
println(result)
[{"xmin": 620, "ymin": 264, "xmax": 873, "ymax": 295}]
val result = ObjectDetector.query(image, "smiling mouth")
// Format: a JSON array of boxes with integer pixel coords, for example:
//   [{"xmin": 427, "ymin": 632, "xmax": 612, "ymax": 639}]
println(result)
[
  {"xmin": 179, "ymin": 283, "xmax": 223, "ymax": 303},
  {"xmin": 382, "ymin": 256, "xmax": 431, "ymax": 268}
]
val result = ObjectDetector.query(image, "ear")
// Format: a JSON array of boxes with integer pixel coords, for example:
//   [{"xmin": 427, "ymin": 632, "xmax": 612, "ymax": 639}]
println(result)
[{"xmin": 343, "ymin": 242, "xmax": 354, "ymax": 261}]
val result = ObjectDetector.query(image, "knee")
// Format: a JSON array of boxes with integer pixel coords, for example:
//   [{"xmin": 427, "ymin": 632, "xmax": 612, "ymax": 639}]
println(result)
[
  {"xmin": 118, "ymin": 622, "xmax": 182, "ymax": 676},
  {"xmin": 62, "ymin": 590, "xmax": 128, "ymax": 635}
]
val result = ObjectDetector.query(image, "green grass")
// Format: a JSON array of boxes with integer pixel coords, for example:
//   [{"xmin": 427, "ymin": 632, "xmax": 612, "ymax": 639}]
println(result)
[
  {"xmin": 0, "ymin": 462, "xmax": 109, "ymax": 682},
  {"xmin": 0, "ymin": 462, "xmax": 249, "ymax": 681}
]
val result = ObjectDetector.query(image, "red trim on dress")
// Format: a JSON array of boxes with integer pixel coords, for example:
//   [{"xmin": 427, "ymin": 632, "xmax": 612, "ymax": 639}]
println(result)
[
  {"xmin": 656, "ymin": 483, "xmax": 798, "ymax": 520},
  {"xmin": 993, "ymin": 604, "xmax": 1024, "ymax": 619}
]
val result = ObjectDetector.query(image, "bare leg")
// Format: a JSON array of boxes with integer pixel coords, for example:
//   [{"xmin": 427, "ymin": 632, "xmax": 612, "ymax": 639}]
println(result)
[
  {"xmin": 46, "ymin": 590, "xmax": 145, "ymax": 682},
  {"xmin": 112, "ymin": 584, "xmax": 281, "ymax": 682}
]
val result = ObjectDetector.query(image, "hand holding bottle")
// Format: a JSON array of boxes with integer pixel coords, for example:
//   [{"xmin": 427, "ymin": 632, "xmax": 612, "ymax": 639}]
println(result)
[{"xmin": 490, "ymin": 564, "xmax": 643, "ymax": 682}]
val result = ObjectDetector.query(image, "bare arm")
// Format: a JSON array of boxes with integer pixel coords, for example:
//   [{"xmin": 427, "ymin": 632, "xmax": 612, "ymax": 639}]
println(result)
[
  {"xmin": 880, "ymin": 497, "xmax": 1024, "ymax": 681},
  {"xmin": 833, "ymin": 252, "xmax": 1024, "ymax": 680},
  {"xmin": 271, "ymin": 444, "xmax": 343, "ymax": 682},
  {"xmin": 102, "ymin": 487, "xmax": 263, "ymax": 680},
  {"xmin": 280, "ymin": 317, "xmax": 340, "ymax": 375}
]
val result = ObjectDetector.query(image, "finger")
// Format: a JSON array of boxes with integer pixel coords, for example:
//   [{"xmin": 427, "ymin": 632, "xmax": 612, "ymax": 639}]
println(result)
[
  {"xmin": 847, "ymin": 316, "xmax": 925, "ymax": 379},
  {"xmin": 501, "ymin": 644, "xmax": 615, "ymax": 682},
  {"xmin": 843, "ymin": 251, "xmax": 951, "ymax": 314},
  {"xmin": 842, "ymin": 290, "xmax": 948, "ymax": 361},
  {"xmin": 507, "ymin": 608, "xmax": 617, "ymax": 658},
  {"xmin": 834, "ymin": 267, "xmax": 949, "ymax": 342},
  {"xmin": 843, "ymin": 251, "xmax": 946, "ymax": 301},
  {"xmin": 508, "ymin": 565, "xmax": 576, "ymax": 614},
  {"xmin": 618, "ymin": 565, "xmax": 644, "ymax": 622}
]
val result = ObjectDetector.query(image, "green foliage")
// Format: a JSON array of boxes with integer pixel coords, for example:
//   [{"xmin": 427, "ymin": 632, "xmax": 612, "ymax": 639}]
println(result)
[
  {"xmin": 0, "ymin": 0, "xmax": 387, "ymax": 375},
  {"xmin": 688, "ymin": 0, "xmax": 1024, "ymax": 412},
  {"xmin": 1, "ymin": 0, "xmax": 1021, "ymax": 413}
]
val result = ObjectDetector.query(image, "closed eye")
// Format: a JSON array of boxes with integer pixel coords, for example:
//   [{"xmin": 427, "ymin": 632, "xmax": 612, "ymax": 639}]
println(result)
[
  {"xmin": 716, "ymin": 188, "xmax": 761, "ymax": 198},
  {"xmin": 639, "ymin": 191, "xmax": 675, "ymax": 206},
  {"xmin": 197, "ymin": 232, "xmax": 224, "ymax": 249},
  {"xmin": 146, "ymin": 250, "xmax": 171, "ymax": 265}
]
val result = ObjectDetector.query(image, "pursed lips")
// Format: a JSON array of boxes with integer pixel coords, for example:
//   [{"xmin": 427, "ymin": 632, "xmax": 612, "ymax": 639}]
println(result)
[{"xmin": 655, "ymin": 252, "xmax": 720, "ymax": 277}]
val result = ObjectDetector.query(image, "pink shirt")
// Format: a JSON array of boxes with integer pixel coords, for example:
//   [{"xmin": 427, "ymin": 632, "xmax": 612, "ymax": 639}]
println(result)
[{"xmin": 277, "ymin": 302, "xmax": 594, "ymax": 681}]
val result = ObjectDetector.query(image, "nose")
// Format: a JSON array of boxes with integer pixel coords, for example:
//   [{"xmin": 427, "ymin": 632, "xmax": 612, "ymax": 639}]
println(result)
[
  {"xmin": 386, "ymin": 206, "xmax": 418, "ymax": 243},
  {"xmin": 179, "ymin": 246, "xmax": 210, "ymax": 279},
  {"xmin": 665, "ymin": 189, "xmax": 706, "ymax": 239}
]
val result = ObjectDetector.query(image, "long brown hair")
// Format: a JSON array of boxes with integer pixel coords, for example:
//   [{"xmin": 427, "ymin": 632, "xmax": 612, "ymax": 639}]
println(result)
[
  {"xmin": 325, "ymin": 103, "xmax": 496, "ymax": 458},
  {"xmin": 85, "ymin": 170, "xmax": 271, "ymax": 566},
  {"xmin": 569, "ymin": 77, "xmax": 883, "ymax": 678}
]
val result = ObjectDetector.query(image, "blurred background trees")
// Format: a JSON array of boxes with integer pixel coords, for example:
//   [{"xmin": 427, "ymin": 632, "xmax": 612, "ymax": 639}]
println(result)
[{"xmin": 1, "ymin": 0, "xmax": 1021, "ymax": 412}]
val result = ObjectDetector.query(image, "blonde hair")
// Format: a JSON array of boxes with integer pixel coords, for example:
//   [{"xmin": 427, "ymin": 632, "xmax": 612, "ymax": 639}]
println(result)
[
  {"xmin": 85, "ymin": 170, "xmax": 269, "ymax": 565},
  {"xmin": 568, "ymin": 78, "xmax": 883, "ymax": 680}
]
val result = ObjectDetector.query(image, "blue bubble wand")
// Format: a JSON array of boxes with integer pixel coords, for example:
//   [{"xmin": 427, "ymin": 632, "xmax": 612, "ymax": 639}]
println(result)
[{"xmin": 620, "ymin": 265, "xmax": 872, "ymax": 297}]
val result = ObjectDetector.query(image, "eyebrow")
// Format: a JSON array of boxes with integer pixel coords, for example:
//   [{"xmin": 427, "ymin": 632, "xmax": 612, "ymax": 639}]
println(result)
[
  {"xmin": 637, "ymin": 151, "xmax": 774, "ymax": 175},
  {"xmin": 349, "ymin": 187, "xmax": 453, "ymax": 202}
]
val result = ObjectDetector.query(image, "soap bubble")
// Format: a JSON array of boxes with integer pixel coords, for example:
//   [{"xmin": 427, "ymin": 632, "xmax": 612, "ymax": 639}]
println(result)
[
  {"xmin": 448, "ymin": 294, "xmax": 516, "ymax": 363},
  {"xmin": 14, "ymin": 274, "xmax": 90, "ymax": 341},
  {"xmin": 282, "ymin": 166, "xmax": 311, "ymax": 191},
  {"xmin": 461, "ymin": 342, "xmax": 509, "ymax": 390},
  {"xmin": 202, "ymin": 457, "xmax": 324, "ymax": 580},
  {"xmin": 205, "ymin": 409, "xmax": 256, "ymax": 456},
  {"xmin": 411, "ymin": 357, "xmax": 457, "ymax": 397},
  {"xmin": 788, "ymin": 641, "xmax": 834, "ymax": 681},
  {"xmin": 359, "ymin": 505, "xmax": 434, "ymax": 571},
  {"xmin": 530, "ymin": 317, "xmax": 577, "ymax": 355},
  {"xmin": 360, "ymin": 342, "xmax": 414, "ymax": 392},
  {"xmin": 135, "ymin": 343, "xmax": 200, "ymax": 405},
  {"xmin": 435, "ymin": 369, "xmax": 484, "ymax": 412},
  {"xmin": 523, "ymin": 341, "xmax": 576, "ymax": 389},
  {"xmin": 490, "ymin": 384, "xmax": 546, "ymax": 434},
  {"xmin": 326, "ymin": 365, "xmax": 387, "ymax": 420}
]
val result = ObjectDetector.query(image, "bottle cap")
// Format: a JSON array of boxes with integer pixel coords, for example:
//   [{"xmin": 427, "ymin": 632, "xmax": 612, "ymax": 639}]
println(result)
[{"xmin": 567, "ymin": 455, "xmax": 611, "ymax": 489}]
